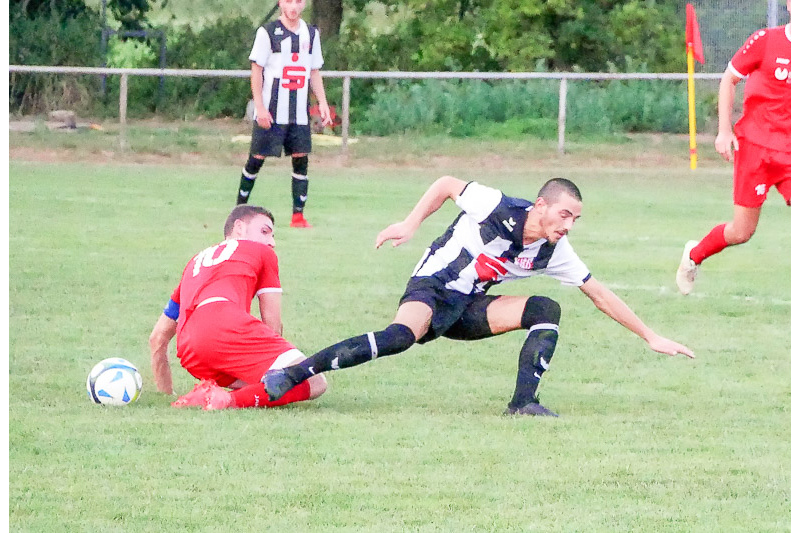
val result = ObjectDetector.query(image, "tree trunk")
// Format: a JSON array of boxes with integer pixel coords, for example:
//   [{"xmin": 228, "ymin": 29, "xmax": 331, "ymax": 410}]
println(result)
[{"xmin": 311, "ymin": 0, "xmax": 342, "ymax": 38}]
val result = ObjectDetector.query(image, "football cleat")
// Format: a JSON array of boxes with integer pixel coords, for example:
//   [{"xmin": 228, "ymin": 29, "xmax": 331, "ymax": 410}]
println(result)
[
  {"xmin": 290, "ymin": 212, "xmax": 312, "ymax": 228},
  {"xmin": 203, "ymin": 386, "xmax": 234, "ymax": 410},
  {"xmin": 504, "ymin": 400, "xmax": 559, "ymax": 417},
  {"xmin": 261, "ymin": 369, "xmax": 295, "ymax": 402},
  {"xmin": 171, "ymin": 380, "xmax": 217, "ymax": 408},
  {"xmin": 676, "ymin": 240, "xmax": 700, "ymax": 295}
]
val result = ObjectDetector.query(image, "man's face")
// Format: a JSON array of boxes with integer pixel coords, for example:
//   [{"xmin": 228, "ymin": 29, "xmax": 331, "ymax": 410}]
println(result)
[
  {"xmin": 241, "ymin": 214, "xmax": 276, "ymax": 248},
  {"xmin": 537, "ymin": 192, "xmax": 582, "ymax": 244},
  {"xmin": 280, "ymin": 0, "xmax": 306, "ymax": 22}
]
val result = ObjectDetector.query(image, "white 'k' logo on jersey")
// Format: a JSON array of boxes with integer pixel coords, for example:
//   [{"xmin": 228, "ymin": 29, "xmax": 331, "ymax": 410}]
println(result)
[{"xmin": 502, "ymin": 217, "xmax": 516, "ymax": 232}]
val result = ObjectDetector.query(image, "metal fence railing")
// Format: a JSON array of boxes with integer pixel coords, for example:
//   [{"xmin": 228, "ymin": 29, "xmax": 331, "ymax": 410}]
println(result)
[{"xmin": 9, "ymin": 65, "xmax": 723, "ymax": 154}]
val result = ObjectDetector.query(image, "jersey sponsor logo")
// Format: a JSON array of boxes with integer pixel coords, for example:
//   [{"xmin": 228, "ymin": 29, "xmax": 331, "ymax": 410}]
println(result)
[
  {"xmin": 475, "ymin": 254, "xmax": 509, "ymax": 282},
  {"xmin": 774, "ymin": 67, "xmax": 790, "ymax": 82},
  {"xmin": 516, "ymin": 256, "xmax": 534, "ymax": 270},
  {"xmin": 502, "ymin": 216, "xmax": 516, "ymax": 232},
  {"xmin": 282, "ymin": 66, "xmax": 306, "ymax": 89},
  {"xmin": 755, "ymin": 183, "xmax": 767, "ymax": 196},
  {"xmin": 274, "ymin": 27, "xmax": 284, "ymax": 36}
]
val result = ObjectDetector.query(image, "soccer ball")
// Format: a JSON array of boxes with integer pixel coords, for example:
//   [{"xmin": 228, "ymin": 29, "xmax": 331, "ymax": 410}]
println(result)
[{"xmin": 86, "ymin": 357, "xmax": 143, "ymax": 406}]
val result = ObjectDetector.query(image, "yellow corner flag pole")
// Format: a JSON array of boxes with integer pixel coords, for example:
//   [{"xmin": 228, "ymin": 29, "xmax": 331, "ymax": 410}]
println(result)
[{"xmin": 687, "ymin": 44, "xmax": 698, "ymax": 170}]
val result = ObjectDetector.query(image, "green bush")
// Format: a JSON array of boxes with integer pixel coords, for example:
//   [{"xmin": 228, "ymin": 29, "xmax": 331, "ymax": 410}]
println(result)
[
  {"xmin": 357, "ymin": 78, "xmax": 712, "ymax": 138},
  {"xmin": 9, "ymin": 8, "xmax": 104, "ymax": 114}
]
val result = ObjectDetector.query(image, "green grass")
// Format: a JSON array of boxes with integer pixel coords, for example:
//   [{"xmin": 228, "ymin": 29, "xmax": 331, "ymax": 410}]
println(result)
[{"xmin": 9, "ymin": 143, "xmax": 789, "ymax": 532}]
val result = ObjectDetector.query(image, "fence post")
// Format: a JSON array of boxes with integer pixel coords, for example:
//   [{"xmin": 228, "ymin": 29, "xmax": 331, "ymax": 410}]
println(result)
[
  {"xmin": 119, "ymin": 73, "xmax": 128, "ymax": 150},
  {"xmin": 341, "ymin": 75, "xmax": 351, "ymax": 155},
  {"xmin": 558, "ymin": 77, "xmax": 567, "ymax": 156}
]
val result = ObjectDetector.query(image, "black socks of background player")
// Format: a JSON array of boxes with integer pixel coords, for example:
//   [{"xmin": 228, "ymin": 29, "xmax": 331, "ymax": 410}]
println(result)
[
  {"xmin": 291, "ymin": 155, "xmax": 309, "ymax": 213},
  {"xmin": 283, "ymin": 324, "xmax": 416, "ymax": 384},
  {"xmin": 237, "ymin": 156, "xmax": 264, "ymax": 204},
  {"xmin": 508, "ymin": 296, "xmax": 561, "ymax": 408}
]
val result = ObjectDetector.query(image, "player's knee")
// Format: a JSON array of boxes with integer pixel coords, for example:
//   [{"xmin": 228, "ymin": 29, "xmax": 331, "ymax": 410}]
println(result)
[
  {"xmin": 373, "ymin": 323, "xmax": 416, "ymax": 357},
  {"xmin": 520, "ymin": 296, "xmax": 561, "ymax": 330},
  {"xmin": 308, "ymin": 373, "xmax": 327, "ymax": 399},
  {"xmin": 292, "ymin": 155, "xmax": 308, "ymax": 176},
  {"xmin": 244, "ymin": 155, "xmax": 265, "ymax": 176}
]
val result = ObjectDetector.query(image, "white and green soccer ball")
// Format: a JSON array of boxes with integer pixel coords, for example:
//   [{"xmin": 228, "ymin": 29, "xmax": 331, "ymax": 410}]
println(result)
[{"xmin": 86, "ymin": 357, "xmax": 143, "ymax": 406}]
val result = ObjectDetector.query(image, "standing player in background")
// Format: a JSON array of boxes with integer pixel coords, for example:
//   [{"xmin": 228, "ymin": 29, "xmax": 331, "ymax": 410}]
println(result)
[
  {"xmin": 262, "ymin": 176, "xmax": 694, "ymax": 417},
  {"xmin": 676, "ymin": 3, "xmax": 791, "ymax": 295},
  {"xmin": 149, "ymin": 205, "xmax": 327, "ymax": 410},
  {"xmin": 235, "ymin": 0, "xmax": 333, "ymax": 228}
]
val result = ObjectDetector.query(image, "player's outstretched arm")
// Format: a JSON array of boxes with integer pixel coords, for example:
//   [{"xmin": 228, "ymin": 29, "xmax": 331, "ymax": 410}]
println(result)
[
  {"xmin": 149, "ymin": 313, "xmax": 178, "ymax": 394},
  {"xmin": 579, "ymin": 277, "xmax": 695, "ymax": 358},
  {"xmin": 375, "ymin": 176, "xmax": 468, "ymax": 249}
]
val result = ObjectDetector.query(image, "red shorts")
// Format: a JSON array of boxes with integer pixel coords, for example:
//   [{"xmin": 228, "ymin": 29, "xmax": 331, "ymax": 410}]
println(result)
[
  {"xmin": 176, "ymin": 302, "xmax": 301, "ymax": 387},
  {"xmin": 733, "ymin": 138, "xmax": 791, "ymax": 208}
]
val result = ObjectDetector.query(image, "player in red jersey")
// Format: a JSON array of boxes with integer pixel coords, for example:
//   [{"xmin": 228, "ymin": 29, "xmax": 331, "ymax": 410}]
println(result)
[
  {"xmin": 148, "ymin": 205, "xmax": 327, "ymax": 409},
  {"xmin": 677, "ymin": 5, "xmax": 791, "ymax": 295}
]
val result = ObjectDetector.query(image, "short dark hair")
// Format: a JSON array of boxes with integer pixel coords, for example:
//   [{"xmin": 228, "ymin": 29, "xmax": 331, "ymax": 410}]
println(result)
[
  {"xmin": 223, "ymin": 205, "xmax": 274, "ymax": 238},
  {"xmin": 537, "ymin": 178, "xmax": 582, "ymax": 204}
]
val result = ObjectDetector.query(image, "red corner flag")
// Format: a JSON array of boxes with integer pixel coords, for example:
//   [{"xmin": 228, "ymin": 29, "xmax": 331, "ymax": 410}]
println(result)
[{"xmin": 685, "ymin": 4, "xmax": 705, "ymax": 64}]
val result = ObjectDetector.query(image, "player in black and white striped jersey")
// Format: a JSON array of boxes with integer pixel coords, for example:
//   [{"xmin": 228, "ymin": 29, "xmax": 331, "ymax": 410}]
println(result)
[
  {"xmin": 263, "ymin": 177, "xmax": 695, "ymax": 416},
  {"xmin": 236, "ymin": 0, "xmax": 332, "ymax": 228}
]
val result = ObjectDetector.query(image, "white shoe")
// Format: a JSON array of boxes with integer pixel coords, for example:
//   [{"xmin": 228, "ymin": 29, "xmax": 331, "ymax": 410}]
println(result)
[{"xmin": 676, "ymin": 240, "xmax": 700, "ymax": 295}]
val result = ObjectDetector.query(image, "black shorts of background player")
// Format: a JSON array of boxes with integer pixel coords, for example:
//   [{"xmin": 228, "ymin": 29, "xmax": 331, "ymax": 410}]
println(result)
[
  {"xmin": 236, "ymin": 0, "xmax": 332, "ymax": 228},
  {"xmin": 262, "ymin": 176, "xmax": 695, "ymax": 416}
]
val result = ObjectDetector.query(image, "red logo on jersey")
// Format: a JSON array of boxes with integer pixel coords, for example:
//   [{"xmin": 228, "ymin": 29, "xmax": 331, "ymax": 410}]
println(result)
[
  {"xmin": 281, "ymin": 66, "xmax": 306, "ymax": 90},
  {"xmin": 475, "ymin": 254, "xmax": 509, "ymax": 282}
]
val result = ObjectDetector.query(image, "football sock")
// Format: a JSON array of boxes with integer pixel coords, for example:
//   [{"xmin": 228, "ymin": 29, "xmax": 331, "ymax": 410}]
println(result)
[
  {"xmin": 237, "ymin": 156, "xmax": 264, "ymax": 204},
  {"xmin": 284, "ymin": 324, "xmax": 416, "ymax": 383},
  {"xmin": 291, "ymin": 156, "xmax": 309, "ymax": 214},
  {"xmin": 509, "ymin": 326, "xmax": 559, "ymax": 408},
  {"xmin": 231, "ymin": 381, "xmax": 311, "ymax": 408},
  {"xmin": 690, "ymin": 223, "xmax": 728, "ymax": 265}
]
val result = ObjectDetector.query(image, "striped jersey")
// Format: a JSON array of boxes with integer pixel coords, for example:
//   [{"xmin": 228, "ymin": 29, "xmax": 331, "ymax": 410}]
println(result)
[
  {"xmin": 249, "ymin": 19, "xmax": 324, "ymax": 125},
  {"xmin": 411, "ymin": 182, "xmax": 591, "ymax": 295}
]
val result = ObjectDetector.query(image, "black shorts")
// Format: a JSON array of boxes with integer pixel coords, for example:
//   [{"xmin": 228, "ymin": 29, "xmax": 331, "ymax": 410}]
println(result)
[
  {"xmin": 399, "ymin": 277, "xmax": 499, "ymax": 344},
  {"xmin": 250, "ymin": 121, "xmax": 312, "ymax": 157}
]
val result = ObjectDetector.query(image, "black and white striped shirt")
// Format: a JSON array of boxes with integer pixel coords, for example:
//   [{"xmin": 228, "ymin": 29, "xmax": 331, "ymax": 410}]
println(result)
[
  {"xmin": 249, "ymin": 19, "xmax": 324, "ymax": 125},
  {"xmin": 411, "ymin": 182, "xmax": 592, "ymax": 294}
]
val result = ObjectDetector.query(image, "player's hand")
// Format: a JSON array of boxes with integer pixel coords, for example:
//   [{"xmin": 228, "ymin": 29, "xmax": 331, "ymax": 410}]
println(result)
[
  {"xmin": 714, "ymin": 129, "xmax": 738, "ymax": 162},
  {"xmin": 648, "ymin": 335, "xmax": 695, "ymax": 359},
  {"xmin": 256, "ymin": 107, "xmax": 273, "ymax": 129},
  {"xmin": 318, "ymin": 103, "xmax": 333, "ymax": 127},
  {"xmin": 376, "ymin": 221, "xmax": 415, "ymax": 249}
]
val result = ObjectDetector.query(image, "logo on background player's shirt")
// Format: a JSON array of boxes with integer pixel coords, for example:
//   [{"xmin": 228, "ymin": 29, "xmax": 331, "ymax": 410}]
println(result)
[{"xmin": 774, "ymin": 58, "xmax": 790, "ymax": 82}]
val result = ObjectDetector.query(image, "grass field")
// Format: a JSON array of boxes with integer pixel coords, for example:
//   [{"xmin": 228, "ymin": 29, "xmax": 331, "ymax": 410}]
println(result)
[{"xmin": 9, "ymin": 133, "xmax": 790, "ymax": 532}]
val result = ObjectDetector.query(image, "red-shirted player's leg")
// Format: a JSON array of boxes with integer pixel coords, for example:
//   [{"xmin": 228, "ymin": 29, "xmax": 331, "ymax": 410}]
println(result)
[{"xmin": 226, "ymin": 380, "xmax": 312, "ymax": 408}]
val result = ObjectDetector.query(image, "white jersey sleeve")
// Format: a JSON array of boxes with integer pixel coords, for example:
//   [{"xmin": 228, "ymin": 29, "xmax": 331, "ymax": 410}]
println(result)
[
  {"xmin": 455, "ymin": 182, "xmax": 503, "ymax": 223},
  {"xmin": 544, "ymin": 237, "xmax": 591, "ymax": 286},
  {"xmin": 249, "ymin": 27, "xmax": 271, "ymax": 67}
]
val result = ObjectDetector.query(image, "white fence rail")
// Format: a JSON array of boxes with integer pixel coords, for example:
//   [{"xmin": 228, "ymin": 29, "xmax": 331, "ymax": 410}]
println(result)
[{"xmin": 9, "ymin": 65, "xmax": 723, "ymax": 154}]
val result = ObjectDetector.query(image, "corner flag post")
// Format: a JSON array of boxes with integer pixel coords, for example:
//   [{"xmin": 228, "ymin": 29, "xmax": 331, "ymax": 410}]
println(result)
[{"xmin": 685, "ymin": 4, "xmax": 705, "ymax": 170}]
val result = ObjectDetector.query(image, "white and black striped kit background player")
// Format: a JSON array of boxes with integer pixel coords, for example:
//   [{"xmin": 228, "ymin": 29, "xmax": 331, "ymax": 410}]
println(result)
[
  {"xmin": 236, "ymin": 15, "xmax": 327, "ymax": 228},
  {"xmin": 252, "ymin": 20, "xmax": 322, "ymax": 125}
]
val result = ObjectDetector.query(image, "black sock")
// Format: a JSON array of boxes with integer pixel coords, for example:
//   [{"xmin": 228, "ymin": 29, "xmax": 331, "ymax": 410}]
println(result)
[
  {"xmin": 509, "ymin": 328, "xmax": 558, "ymax": 408},
  {"xmin": 237, "ymin": 175, "xmax": 256, "ymax": 205},
  {"xmin": 291, "ymin": 175, "xmax": 308, "ymax": 214},
  {"xmin": 284, "ymin": 324, "xmax": 416, "ymax": 383}
]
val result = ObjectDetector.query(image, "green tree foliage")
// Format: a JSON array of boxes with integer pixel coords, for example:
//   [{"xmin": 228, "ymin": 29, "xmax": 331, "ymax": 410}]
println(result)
[{"xmin": 330, "ymin": 0, "xmax": 686, "ymax": 72}]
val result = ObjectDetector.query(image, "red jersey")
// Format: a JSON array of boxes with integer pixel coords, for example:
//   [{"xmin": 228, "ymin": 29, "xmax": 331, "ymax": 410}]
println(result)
[
  {"xmin": 170, "ymin": 239, "xmax": 281, "ymax": 333},
  {"xmin": 729, "ymin": 25, "xmax": 791, "ymax": 152}
]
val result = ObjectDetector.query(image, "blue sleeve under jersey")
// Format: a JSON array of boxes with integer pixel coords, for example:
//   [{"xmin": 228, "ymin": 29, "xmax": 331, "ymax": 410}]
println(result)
[{"xmin": 163, "ymin": 299, "xmax": 180, "ymax": 320}]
